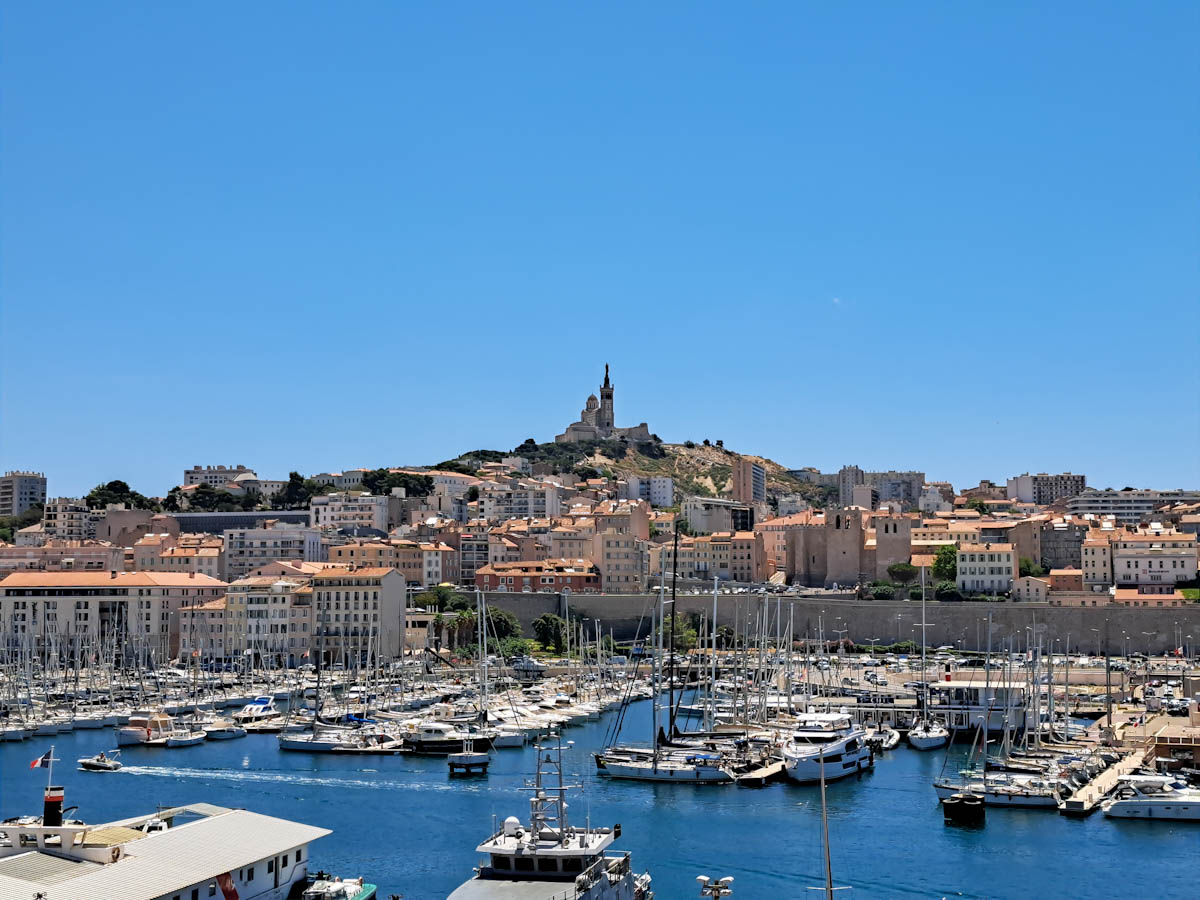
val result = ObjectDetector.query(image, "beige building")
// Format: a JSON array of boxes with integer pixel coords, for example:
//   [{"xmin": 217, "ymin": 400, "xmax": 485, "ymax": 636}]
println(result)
[
  {"xmin": 1012, "ymin": 575, "xmax": 1050, "ymax": 602},
  {"xmin": 184, "ymin": 464, "xmax": 256, "ymax": 487},
  {"xmin": 0, "ymin": 571, "xmax": 226, "ymax": 662},
  {"xmin": 310, "ymin": 492, "xmax": 390, "ymax": 532},
  {"xmin": 592, "ymin": 530, "xmax": 648, "ymax": 593},
  {"xmin": 732, "ymin": 457, "xmax": 766, "ymax": 504},
  {"xmin": 310, "ymin": 567, "xmax": 406, "ymax": 663},
  {"xmin": 179, "ymin": 597, "xmax": 232, "ymax": 662},
  {"xmin": 224, "ymin": 575, "xmax": 313, "ymax": 666},
  {"xmin": 0, "ymin": 540, "xmax": 124, "ymax": 573},
  {"xmin": 1082, "ymin": 533, "xmax": 1115, "ymax": 588},
  {"xmin": 224, "ymin": 522, "xmax": 324, "ymax": 582},
  {"xmin": 956, "ymin": 543, "xmax": 1017, "ymax": 594},
  {"xmin": 42, "ymin": 498, "xmax": 94, "ymax": 541},
  {"xmin": 1112, "ymin": 527, "xmax": 1198, "ymax": 591}
]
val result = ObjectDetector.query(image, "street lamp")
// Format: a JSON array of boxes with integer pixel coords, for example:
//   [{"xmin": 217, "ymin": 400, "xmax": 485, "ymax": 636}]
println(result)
[{"xmin": 1090, "ymin": 627, "xmax": 1101, "ymax": 658}]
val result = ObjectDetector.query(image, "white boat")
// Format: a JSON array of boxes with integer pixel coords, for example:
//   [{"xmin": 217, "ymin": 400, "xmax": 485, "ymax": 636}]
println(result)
[
  {"xmin": 165, "ymin": 728, "xmax": 207, "ymax": 747},
  {"xmin": 907, "ymin": 719, "xmax": 950, "ymax": 751},
  {"xmin": 233, "ymin": 696, "xmax": 279, "ymax": 724},
  {"xmin": 782, "ymin": 713, "xmax": 873, "ymax": 784},
  {"xmin": 595, "ymin": 748, "xmax": 733, "ymax": 783},
  {"xmin": 78, "ymin": 750, "xmax": 122, "ymax": 772},
  {"xmin": 116, "ymin": 711, "xmax": 174, "ymax": 746},
  {"xmin": 202, "ymin": 718, "xmax": 247, "ymax": 740},
  {"xmin": 1102, "ymin": 775, "xmax": 1200, "ymax": 820},
  {"xmin": 933, "ymin": 773, "xmax": 1061, "ymax": 808},
  {"xmin": 278, "ymin": 725, "xmax": 356, "ymax": 753},
  {"xmin": 450, "ymin": 735, "xmax": 652, "ymax": 900},
  {"xmin": 402, "ymin": 721, "xmax": 495, "ymax": 755}
]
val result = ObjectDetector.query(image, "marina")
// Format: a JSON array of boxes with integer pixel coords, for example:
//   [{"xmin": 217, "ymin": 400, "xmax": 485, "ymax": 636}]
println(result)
[{"xmin": 1, "ymin": 668, "xmax": 1196, "ymax": 899}]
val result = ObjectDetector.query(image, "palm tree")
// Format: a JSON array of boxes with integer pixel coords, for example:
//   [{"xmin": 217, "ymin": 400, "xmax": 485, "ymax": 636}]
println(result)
[
  {"xmin": 432, "ymin": 613, "xmax": 445, "ymax": 653},
  {"xmin": 456, "ymin": 609, "xmax": 477, "ymax": 655}
]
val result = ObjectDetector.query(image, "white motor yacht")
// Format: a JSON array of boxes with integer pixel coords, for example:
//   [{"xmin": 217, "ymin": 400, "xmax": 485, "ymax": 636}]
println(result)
[
  {"xmin": 116, "ymin": 711, "xmax": 174, "ymax": 746},
  {"xmin": 233, "ymin": 696, "xmax": 279, "ymax": 724},
  {"xmin": 782, "ymin": 713, "xmax": 873, "ymax": 784},
  {"xmin": 1102, "ymin": 775, "xmax": 1200, "ymax": 820}
]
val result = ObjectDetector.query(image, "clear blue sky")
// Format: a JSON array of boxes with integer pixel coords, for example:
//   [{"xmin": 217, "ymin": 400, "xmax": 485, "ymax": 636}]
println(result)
[{"xmin": 2, "ymin": 2, "xmax": 1197, "ymax": 498}]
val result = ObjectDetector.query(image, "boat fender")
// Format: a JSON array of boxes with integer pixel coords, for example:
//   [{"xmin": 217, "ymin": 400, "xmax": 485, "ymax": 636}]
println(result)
[{"xmin": 146, "ymin": 728, "xmax": 152, "ymax": 740}]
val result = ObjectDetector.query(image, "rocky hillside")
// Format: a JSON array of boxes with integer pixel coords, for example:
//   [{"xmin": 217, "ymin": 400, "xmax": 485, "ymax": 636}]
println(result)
[{"xmin": 439, "ymin": 439, "xmax": 836, "ymax": 508}]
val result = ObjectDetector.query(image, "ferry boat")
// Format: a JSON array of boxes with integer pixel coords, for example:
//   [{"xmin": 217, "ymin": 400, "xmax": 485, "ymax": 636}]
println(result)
[
  {"xmin": 1102, "ymin": 775, "xmax": 1200, "ymax": 820},
  {"xmin": 782, "ymin": 713, "xmax": 873, "ymax": 784},
  {"xmin": 0, "ymin": 783, "xmax": 374, "ymax": 900},
  {"xmin": 449, "ymin": 735, "xmax": 652, "ymax": 899}
]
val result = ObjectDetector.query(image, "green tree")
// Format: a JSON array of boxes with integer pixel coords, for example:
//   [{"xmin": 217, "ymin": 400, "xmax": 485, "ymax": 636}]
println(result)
[
  {"xmin": 655, "ymin": 613, "xmax": 698, "ymax": 651},
  {"xmin": 455, "ymin": 608, "xmax": 477, "ymax": 650},
  {"xmin": 85, "ymin": 480, "xmax": 157, "ymax": 511},
  {"xmin": 0, "ymin": 503, "xmax": 43, "ymax": 542},
  {"xmin": 360, "ymin": 469, "xmax": 434, "ymax": 498},
  {"xmin": 932, "ymin": 545, "xmax": 958, "ymax": 581},
  {"xmin": 1019, "ymin": 557, "xmax": 1046, "ymax": 578},
  {"xmin": 934, "ymin": 580, "xmax": 962, "ymax": 602},
  {"xmin": 432, "ymin": 613, "xmax": 445, "ymax": 651},
  {"xmin": 485, "ymin": 607, "xmax": 522, "ymax": 642},
  {"xmin": 965, "ymin": 498, "xmax": 989, "ymax": 514},
  {"xmin": 871, "ymin": 584, "xmax": 895, "ymax": 601},
  {"xmin": 466, "ymin": 486, "xmax": 480, "ymax": 502},
  {"xmin": 532, "ymin": 613, "xmax": 567, "ymax": 652},
  {"xmin": 887, "ymin": 562, "xmax": 918, "ymax": 587}
]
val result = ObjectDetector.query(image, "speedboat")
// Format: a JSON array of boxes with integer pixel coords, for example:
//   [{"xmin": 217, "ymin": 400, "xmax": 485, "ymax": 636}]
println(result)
[
  {"xmin": 782, "ymin": 713, "xmax": 873, "ymax": 784},
  {"xmin": 907, "ymin": 718, "xmax": 950, "ymax": 751},
  {"xmin": 233, "ymin": 696, "xmax": 279, "ymax": 724},
  {"xmin": 302, "ymin": 873, "xmax": 377, "ymax": 899},
  {"xmin": 202, "ymin": 718, "xmax": 247, "ymax": 740},
  {"xmin": 165, "ymin": 727, "xmax": 207, "ymax": 747},
  {"xmin": 78, "ymin": 750, "xmax": 122, "ymax": 772},
  {"xmin": 1102, "ymin": 775, "xmax": 1200, "ymax": 820}
]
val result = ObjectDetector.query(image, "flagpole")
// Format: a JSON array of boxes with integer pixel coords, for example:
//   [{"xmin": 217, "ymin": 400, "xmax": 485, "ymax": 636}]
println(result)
[{"xmin": 46, "ymin": 744, "xmax": 55, "ymax": 790}]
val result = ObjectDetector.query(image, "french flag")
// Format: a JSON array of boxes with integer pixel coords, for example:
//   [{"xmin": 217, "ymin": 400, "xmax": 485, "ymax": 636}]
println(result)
[{"xmin": 30, "ymin": 750, "xmax": 53, "ymax": 770}]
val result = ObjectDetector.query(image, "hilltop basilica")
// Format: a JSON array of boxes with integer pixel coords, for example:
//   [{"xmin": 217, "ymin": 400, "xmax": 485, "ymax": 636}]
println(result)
[{"xmin": 555, "ymin": 365, "xmax": 652, "ymax": 444}]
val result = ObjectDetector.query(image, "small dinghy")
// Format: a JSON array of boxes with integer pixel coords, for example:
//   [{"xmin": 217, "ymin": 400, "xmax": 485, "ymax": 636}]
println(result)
[{"xmin": 78, "ymin": 750, "xmax": 122, "ymax": 772}]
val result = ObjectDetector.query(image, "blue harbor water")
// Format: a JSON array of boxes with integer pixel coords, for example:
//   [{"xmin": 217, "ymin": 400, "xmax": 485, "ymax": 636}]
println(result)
[{"xmin": 1, "ymin": 702, "xmax": 1193, "ymax": 899}]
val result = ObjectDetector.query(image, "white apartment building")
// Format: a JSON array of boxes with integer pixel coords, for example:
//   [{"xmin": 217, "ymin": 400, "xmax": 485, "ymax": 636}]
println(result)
[
  {"xmin": 919, "ymin": 485, "xmax": 952, "ymax": 514},
  {"xmin": 42, "ymin": 498, "xmax": 95, "ymax": 541},
  {"xmin": 310, "ymin": 492, "xmax": 389, "ymax": 532},
  {"xmin": 224, "ymin": 522, "xmax": 325, "ymax": 581},
  {"xmin": 1112, "ymin": 527, "xmax": 1197, "ymax": 590},
  {"xmin": 1006, "ymin": 472, "xmax": 1086, "ymax": 505},
  {"xmin": 480, "ymin": 483, "xmax": 562, "ymax": 519},
  {"xmin": 623, "ymin": 475, "xmax": 675, "ymax": 508},
  {"xmin": 0, "ymin": 471, "xmax": 47, "ymax": 517},
  {"xmin": 184, "ymin": 464, "xmax": 256, "ymax": 487},
  {"xmin": 956, "ymin": 543, "xmax": 1017, "ymax": 594},
  {"xmin": 1066, "ymin": 489, "xmax": 1200, "ymax": 524}
]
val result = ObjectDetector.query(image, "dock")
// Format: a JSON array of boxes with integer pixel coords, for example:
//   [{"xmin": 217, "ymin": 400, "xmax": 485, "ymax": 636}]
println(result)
[
  {"xmin": 1057, "ymin": 749, "xmax": 1147, "ymax": 817},
  {"xmin": 732, "ymin": 759, "xmax": 785, "ymax": 786}
]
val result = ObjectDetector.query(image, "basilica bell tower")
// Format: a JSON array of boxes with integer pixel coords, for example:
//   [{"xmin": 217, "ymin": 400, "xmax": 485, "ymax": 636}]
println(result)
[{"xmin": 599, "ymin": 363, "xmax": 615, "ymax": 430}]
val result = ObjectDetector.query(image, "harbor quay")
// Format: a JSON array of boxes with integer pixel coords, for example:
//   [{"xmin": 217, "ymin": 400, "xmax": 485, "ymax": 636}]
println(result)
[{"xmin": 482, "ymin": 591, "xmax": 1200, "ymax": 656}]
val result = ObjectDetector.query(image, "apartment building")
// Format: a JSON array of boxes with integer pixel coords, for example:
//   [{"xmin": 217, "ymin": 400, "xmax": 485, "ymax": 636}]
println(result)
[
  {"xmin": 838, "ymin": 466, "xmax": 924, "ymax": 509},
  {"xmin": 1039, "ymin": 517, "xmax": 1090, "ymax": 568},
  {"xmin": 1082, "ymin": 533, "xmax": 1115, "ymax": 589},
  {"xmin": 310, "ymin": 568, "xmax": 405, "ymax": 662},
  {"xmin": 0, "ymin": 471, "xmax": 46, "ymax": 517},
  {"xmin": 479, "ymin": 482, "xmax": 562, "ymax": 519},
  {"xmin": 1006, "ymin": 472, "xmax": 1087, "ymax": 505},
  {"xmin": 0, "ymin": 571, "xmax": 226, "ymax": 660},
  {"xmin": 732, "ymin": 458, "xmax": 766, "ymax": 504},
  {"xmin": 224, "ymin": 522, "xmax": 324, "ymax": 581},
  {"xmin": 475, "ymin": 559, "xmax": 600, "ymax": 593},
  {"xmin": 682, "ymin": 497, "xmax": 753, "ymax": 534},
  {"xmin": 184, "ymin": 464, "xmax": 256, "ymax": 487},
  {"xmin": 1066, "ymin": 489, "xmax": 1200, "ymax": 524},
  {"xmin": 0, "ymin": 541, "xmax": 125, "ymax": 573},
  {"xmin": 592, "ymin": 529, "xmax": 648, "ymax": 593},
  {"xmin": 730, "ymin": 531, "xmax": 766, "ymax": 583},
  {"xmin": 956, "ymin": 543, "xmax": 1017, "ymax": 594},
  {"xmin": 42, "ymin": 498, "xmax": 94, "ymax": 541},
  {"xmin": 224, "ymin": 576, "xmax": 313, "ymax": 666},
  {"xmin": 310, "ymin": 492, "xmax": 389, "ymax": 532},
  {"xmin": 179, "ymin": 597, "xmax": 232, "ymax": 662},
  {"xmin": 327, "ymin": 539, "xmax": 456, "ymax": 588},
  {"xmin": 1111, "ymin": 528, "xmax": 1197, "ymax": 592},
  {"xmin": 622, "ymin": 475, "xmax": 675, "ymax": 508}
]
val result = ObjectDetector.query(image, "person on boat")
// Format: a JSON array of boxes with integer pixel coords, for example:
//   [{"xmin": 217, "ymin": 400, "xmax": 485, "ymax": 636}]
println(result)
[{"xmin": 97, "ymin": 752, "xmax": 106, "ymax": 762}]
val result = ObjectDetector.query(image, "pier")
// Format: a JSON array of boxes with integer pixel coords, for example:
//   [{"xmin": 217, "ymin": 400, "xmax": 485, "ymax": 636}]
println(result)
[{"xmin": 1057, "ymin": 748, "xmax": 1148, "ymax": 816}]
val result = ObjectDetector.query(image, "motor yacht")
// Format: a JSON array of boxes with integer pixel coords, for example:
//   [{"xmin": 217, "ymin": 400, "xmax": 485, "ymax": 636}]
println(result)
[
  {"xmin": 1102, "ymin": 775, "xmax": 1200, "ymax": 820},
  {"xmin": 782, "ymin": 713, "xmax": 873, "ymax": 784}
]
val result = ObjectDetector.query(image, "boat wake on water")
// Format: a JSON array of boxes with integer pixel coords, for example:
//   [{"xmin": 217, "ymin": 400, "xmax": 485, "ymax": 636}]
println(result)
[{"xmin": 116, "ymin": 764, "xmax": 469, "ymax": 793}]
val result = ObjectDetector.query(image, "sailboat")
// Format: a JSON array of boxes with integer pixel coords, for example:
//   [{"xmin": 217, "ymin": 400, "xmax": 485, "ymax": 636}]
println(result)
[{"xmin": 907, "ymin": 567, "xmax": 949, "ymax": 751}]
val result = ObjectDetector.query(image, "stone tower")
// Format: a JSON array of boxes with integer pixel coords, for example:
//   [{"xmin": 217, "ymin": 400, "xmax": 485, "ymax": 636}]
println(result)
[{"xmin": 598, "ymin": 363, "xmax": 614, "ymax": 431}]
